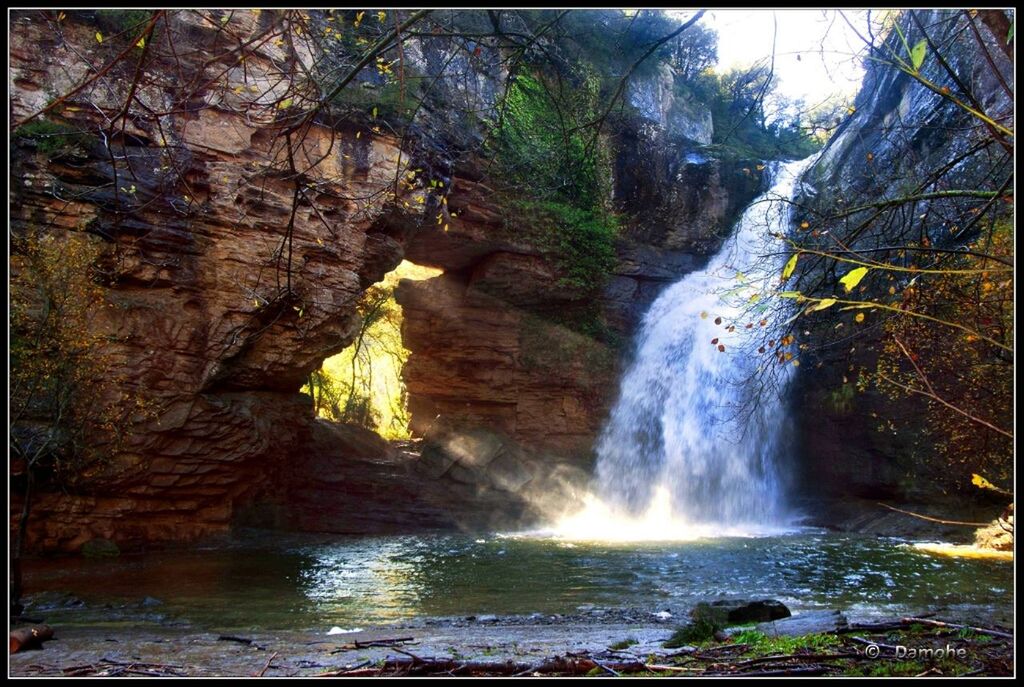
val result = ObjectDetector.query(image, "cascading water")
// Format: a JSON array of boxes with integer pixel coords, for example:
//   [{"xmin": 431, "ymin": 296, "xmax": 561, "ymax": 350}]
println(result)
[{"xmin": 554, "ymin": 158, "xmax": 815, "ymax": 541}]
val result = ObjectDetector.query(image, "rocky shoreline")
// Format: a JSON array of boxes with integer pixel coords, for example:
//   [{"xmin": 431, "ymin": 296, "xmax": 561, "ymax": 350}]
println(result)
[{"xmin": 11, "ymin": 602, "xmax": 1014, "ymax": 677}]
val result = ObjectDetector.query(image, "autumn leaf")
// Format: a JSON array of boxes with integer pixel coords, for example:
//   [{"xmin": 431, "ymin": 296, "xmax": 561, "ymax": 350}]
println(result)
[
  {"xmin": 95, "ymin": 32, "xmax": 104, "ymax": 43},
  {"xmin": 807, "ymin": 298, "xmax": 836, "ymax": 313},
  {"xmin": 839, "ymin": 266, "xmax": 869, "ymax": 292},
  {"xmin": 782, "ymin": 253, "xmax": 799, "ymax": 280}
]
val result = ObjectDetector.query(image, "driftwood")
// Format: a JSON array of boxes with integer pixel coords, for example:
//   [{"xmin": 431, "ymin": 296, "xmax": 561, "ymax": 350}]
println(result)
[
  {"xmin": 10, "ymin": 625, "xmax": 53, "ymax": 653},
  {"xmin": 62, "ymin": 658, "xmax": 186, "ymax": 677}
]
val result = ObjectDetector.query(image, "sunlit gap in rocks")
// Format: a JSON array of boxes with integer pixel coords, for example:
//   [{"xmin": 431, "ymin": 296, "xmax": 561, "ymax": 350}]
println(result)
[
  {"xmin": 546, "ymin": 158, "xmax": 816, "ymax": 543},
  {"xmin": 302, "ymin": 260, "xmax": 441, "ymax": 440}
]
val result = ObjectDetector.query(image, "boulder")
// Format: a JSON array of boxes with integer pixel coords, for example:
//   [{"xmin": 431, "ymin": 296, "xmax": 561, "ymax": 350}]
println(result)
[{"xmin": 691, "ymin": 599, "xmax": 791, "ymax": 626}]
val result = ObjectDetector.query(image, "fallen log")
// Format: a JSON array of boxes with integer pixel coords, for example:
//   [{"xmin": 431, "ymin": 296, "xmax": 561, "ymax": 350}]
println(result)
[
  {"xmin": 10, "ymin": 625, "xmax": 54, "ymax": 653},
  {"xmin": 901, "ymin": 617, "xmax": 1014, "ymax": 640}
]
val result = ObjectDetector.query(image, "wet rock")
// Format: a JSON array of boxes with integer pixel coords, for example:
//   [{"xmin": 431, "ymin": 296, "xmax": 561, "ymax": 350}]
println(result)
[
  {"xmin": 691, "ymin": 599, "xmax": 791, "ymax": 626},
  {"xmin": 755, "ymin": 609, "xmax": 848, "ymax": 636}
]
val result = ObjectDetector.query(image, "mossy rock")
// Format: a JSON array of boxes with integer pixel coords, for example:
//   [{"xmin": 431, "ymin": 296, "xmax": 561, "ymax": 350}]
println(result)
[
  {"xmin": 691, "ymin": 598, "xmax": 790, "ymax": 626},
  {"xmin": 81, "ymin": 538, "xmax": 120, "ymax": 558}
]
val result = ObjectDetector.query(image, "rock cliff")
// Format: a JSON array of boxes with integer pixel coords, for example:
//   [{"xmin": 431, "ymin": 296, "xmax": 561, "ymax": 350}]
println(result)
[
  {"xmin": 791, "ymin": 9, "xmax": 1012, "ymax": 513},
  {"xmin": 10, "ymin": 10, "xmax": 763, "ymax": 551}
]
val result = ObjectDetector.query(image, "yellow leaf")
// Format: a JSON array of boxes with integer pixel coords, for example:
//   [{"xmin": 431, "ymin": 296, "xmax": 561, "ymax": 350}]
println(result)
[
  {"xmin": 378, "ymin": 11, "xmax": 387, "ymax": 21},
  {"xmin": 372, "ymin": 106, "xmax": 378, "ymax": 118},
  {"xmin": 443, "ymin": 223, "xmax": 449, "ymax": 232},
  {"xmin": 277, "ymin": 97, "xmax": 293, "ymax": 110},
  {"xmin": 971, "ymin": 473, "xmax": 1004, "ymax": 492},
  {"xmin": 253, "ymin": 299, "xmax": 259, "ymax": 307},
  {"xmin": 800, "ymin": 221, "xmax": 810, "ymax": 229},
  {"xmin": 782, "ymin": 253, "xmax": 799, "ymax": 280},
  {"xmin": 95, "ymin": 32, "xmax": 104, "ymax": 43},
  {"xmin": 700, "ymin": 311, "xmax": 708, "ymax": 319},
  {"xmin": 838, "ymin": 266, "xmax": 869, "ymax": 293},
  {"xmin": 355, "ymin": 131, "xmax": 361, "ymax": 139},
  {"xmin": 136, "ymin": 37, "xmax": 146, "ymax": 48},
  {"xmin": 855, "ymin": 312, "xmax": 865, "ymax": 323},
  {"xmin": 807, "ymin": 298, "xmax": 836, "ymax": 313}
]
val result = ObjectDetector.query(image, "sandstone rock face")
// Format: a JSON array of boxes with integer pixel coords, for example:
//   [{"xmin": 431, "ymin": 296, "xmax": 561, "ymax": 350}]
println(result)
[
  {"xmin": 10, "ymin": 11, "xmax": 765, "ymax": 551},
  {"xmin": 10, "ymin": 12, "xmax": 425, "ymax": 551}
]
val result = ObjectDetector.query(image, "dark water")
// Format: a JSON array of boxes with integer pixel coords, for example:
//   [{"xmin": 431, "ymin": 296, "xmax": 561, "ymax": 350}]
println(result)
[{"xmin": 23, "ymin": 530, "xmax": 1012, "ymax": 632}]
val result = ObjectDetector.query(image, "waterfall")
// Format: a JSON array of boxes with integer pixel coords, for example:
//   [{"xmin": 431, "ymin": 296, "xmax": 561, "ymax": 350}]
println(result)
[{"xmin": 554, "ymin": 158, "xmax": 813, "ymax": 540}]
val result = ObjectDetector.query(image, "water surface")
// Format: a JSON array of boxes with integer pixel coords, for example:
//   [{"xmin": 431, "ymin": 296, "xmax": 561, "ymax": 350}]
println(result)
[{"xmin": 23, "ymin": 529, "xmax": 1013, "ymax": 632}]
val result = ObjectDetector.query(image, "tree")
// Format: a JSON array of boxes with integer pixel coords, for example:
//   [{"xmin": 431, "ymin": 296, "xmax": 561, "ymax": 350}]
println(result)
[
  {"xmin": 9, "ymin": 229, "xmax": 139, "ymax": 614},
  {"xmin": 758, "ymin": 10, "xmax": 1013, "ymax": 500}
]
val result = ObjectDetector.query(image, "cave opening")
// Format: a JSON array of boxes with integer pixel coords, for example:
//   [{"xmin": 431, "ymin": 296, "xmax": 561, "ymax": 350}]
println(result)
[{"xmin": 301, "ymin": 260, "xmax": 441, "ymax": 440}]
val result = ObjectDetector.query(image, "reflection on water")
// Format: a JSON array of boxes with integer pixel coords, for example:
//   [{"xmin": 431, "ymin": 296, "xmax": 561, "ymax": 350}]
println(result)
[{"xmin": 22, "ymin": 530, "xmax": 1012, "ymax": 632}]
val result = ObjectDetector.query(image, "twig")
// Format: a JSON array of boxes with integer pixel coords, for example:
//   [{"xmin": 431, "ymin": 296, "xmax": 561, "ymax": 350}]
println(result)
[
  {"xmin": 255, "ymin": 651, "xmax": 278, "ymax": 677},
  {"xmin": 876, "ymin": 502, "xmax": 990, "ymax": 527}
]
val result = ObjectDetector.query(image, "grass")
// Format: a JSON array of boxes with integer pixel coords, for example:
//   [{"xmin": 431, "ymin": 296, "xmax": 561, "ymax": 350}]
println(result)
[
  {"xmin": 609, "ymin": 637, "xmax": 639, "ymax": 651},
  {"xmin": 729, "ymin": 629, "xmax": 841, "ymax": 655}
]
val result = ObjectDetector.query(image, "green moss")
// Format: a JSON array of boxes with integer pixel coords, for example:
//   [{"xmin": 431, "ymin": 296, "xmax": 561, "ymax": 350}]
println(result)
[
  {"xmin": 506, "ymin": 200, "xmax": 618, "ymax": 298},
  {"xmin": 520, "ymin": 311, "xmax": 618, "ymax": 376},
  {"xmin": 330, "ymin": 78, "xmax": 423, "ymax": 122},
  {"xmin": 664, "ymin": 618, "xmax": 718, "ymax": 647},
  {"xmin": 95, "ymin": 9, "xmax": 152, "ymax": 36},
  {"xmin": 609, "ymin": 637, "xmax": 639, "ymax": 650},
  {"xmin": 14, "ymin": 119, "xmax": 92, "ymax": 157}
]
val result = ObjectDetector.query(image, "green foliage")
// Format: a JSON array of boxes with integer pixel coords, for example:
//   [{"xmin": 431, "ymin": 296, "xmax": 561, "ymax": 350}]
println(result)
[
  {"xmin": 95, "ymin": 9, "xmax": 151, "ymax": 36},
  {"xmin": 730, "ymin": 629, "xmax": 840, "ymax": 655},
  {"xmin": 510, "ymin": 200, "xmax": 619, "ymax": 297},
  {"xmin": 329, "ymin": 79, "xmax": 420, "ymax": 122},
  {"xmin": 490, "ymin": 72, "xmax": 610, "ymax": 210},
  {"xmin": 609, "ymin": 637, "xmax": 639, "ymax": 650},
  {"xmin": 9, "ymin": 230, "xmax": 137, "ymax": 483},
  {"xmin": 686, "ymin": 70, "xmax": 822, "ymax": 160},
  {"xmin": 14, "ymin": 119, "xmax": 91, "ymax": 158},
  {"xmin": 303, "ymin": 276, "xmax": 412, "ymax": 440}
]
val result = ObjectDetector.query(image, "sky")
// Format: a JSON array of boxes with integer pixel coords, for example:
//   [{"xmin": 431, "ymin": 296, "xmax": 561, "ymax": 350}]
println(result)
[{"xmin": 690, "ymin": 9, "xmax": 874, "ymax": 108}]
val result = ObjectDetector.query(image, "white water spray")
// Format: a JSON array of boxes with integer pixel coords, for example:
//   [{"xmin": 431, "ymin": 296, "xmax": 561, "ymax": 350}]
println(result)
[{"xmin": 553, "ymin": 158, "xmax": 814, "ymax": 541}]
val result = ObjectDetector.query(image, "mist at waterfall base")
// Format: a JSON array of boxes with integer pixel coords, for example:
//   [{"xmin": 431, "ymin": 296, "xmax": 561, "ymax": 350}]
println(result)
[{"xmin": 550, "ymin": 159, "xmax": 814, "ymax": 542}]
